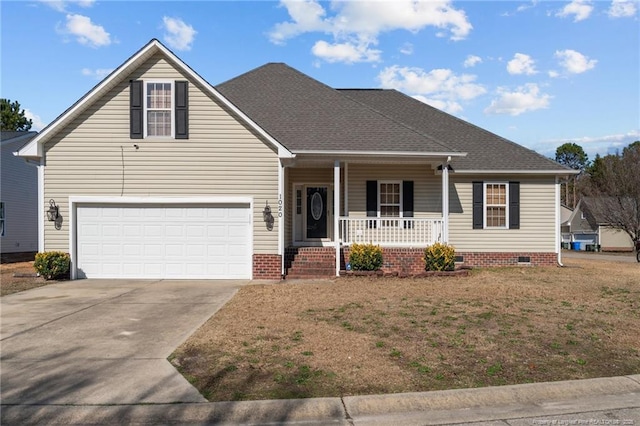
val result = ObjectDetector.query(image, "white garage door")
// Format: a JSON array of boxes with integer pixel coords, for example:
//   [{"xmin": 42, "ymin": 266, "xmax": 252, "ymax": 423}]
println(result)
[{"xmin": 76, "ymin": 204, "xmax": 251, "ymax": 279}]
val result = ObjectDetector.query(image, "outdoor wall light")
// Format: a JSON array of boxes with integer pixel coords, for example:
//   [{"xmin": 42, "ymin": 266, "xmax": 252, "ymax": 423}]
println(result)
[
  {"xmin": 46, "ymin": 199, "xmax": 59, "ymax": 222},
  {"xmin": 263, "ymin": 203, "xmax": 274, "ymax": 231}
]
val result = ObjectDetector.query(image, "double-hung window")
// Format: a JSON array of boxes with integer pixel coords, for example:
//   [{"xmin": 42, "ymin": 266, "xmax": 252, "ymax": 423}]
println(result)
[
  {"xmin": 130, "ymin": 80, "xmax": 188, "ymax": 139},
  {"xmin": 379, "ymin": 182, "xmax": 402, "ymax": 227},
  {"xmin": 485, "ymin": 183, "xmax": 507, "ymax": 228},
  {"xmin": 145, "ymin": 82, "xmax": 173, "ymax": 137},
  {"xmin": 472, "ymin": 181, "xmax": 520, "ymax": 230}
]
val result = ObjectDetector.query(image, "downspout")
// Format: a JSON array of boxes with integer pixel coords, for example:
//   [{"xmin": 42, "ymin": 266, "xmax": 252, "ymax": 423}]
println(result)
[{"xmin": 556, "ymin": 176, "xmax": 564, "ymax": 267}]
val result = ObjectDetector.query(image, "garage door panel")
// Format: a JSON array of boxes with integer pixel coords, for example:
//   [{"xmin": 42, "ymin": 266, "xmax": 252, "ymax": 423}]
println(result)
[{"xmin": 77, "ymin": 204, "xmax": 251, "ymax": 279}]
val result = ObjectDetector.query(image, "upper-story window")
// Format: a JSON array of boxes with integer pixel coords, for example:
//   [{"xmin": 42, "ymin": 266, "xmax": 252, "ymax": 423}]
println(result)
[
  {"xmin": 145, "ymin": 82, "xmax": 173, "ymax": 137},
  {"xmin": 130, "ymin": 80, "xmax": 188, "ymax": 140}
]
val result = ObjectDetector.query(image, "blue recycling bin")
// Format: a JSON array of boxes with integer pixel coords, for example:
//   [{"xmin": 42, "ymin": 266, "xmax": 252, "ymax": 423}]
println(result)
[{"xmin": 570, "ymin": 242, "xmax": 580, "ymax": 250}]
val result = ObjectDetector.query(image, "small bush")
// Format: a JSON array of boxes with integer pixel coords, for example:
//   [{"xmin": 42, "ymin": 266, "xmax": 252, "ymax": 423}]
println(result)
[
  {"xmin": 34, "ymin": 251, "xmax": 70, "ymax": 280},
  {"xmin": 423, "ymin": 243, "xmax": 455, "ymax": 271},
  {"xmin": 349, "ymin": 243, "xmax": 383, "ymax": 271}
]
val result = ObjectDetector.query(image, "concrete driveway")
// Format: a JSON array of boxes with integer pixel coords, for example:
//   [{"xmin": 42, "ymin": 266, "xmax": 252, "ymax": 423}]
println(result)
[{"xmin": 0, "ymin": 279, "xmax": 247, "ymax": 405}]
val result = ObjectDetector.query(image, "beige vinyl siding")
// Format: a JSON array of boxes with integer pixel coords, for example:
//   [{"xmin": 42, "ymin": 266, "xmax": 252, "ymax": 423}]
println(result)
[
  {"xmin": 346, "ymin": 163, "xmax": 441, "ymax": 218},
  {"xmin": 449, "ymin": 176, "xmax": 557, "ymax": 252},
  {"xmin": 43, "ymin": 54, "xmax": 279, "ymax": 254}
]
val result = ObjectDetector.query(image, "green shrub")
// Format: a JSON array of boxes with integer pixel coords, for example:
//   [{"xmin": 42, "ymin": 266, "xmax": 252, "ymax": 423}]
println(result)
[
  {"xmin": 423, "ymin": 243, "xmax": 456, "ymax": 271},
  {"xmin": 34, "ymin": 251, "xmax": 70, "ymax": 280},
  {"xmin": 349, "ymin": 243, "xmax": 383, "ymax": 271}
]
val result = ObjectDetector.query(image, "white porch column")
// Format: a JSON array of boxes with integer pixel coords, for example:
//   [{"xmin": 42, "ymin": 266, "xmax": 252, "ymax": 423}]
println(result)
[
  {"xmin": 334, "ymin": 160, "xmax": 341, "ymax": 276},
  {"xmin": 441, "ymin": 161, "xmax": 449, "ymax": 243},
  {"xmin": 278, "ymin": 159, "xmax": 285, "ymax": 277}
]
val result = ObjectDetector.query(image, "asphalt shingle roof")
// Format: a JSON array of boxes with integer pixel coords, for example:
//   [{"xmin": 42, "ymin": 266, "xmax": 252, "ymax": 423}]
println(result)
[
  {"xmin": 216, "ymin": 63, "xmax": 458, "ymax": 155},
  {"xmin": 217, "ymin": 63, "xmax": 569, "ymax": 172},
  {"xmin": 340, "ymin": 89, "xmax": 569, "ymax": 172}
]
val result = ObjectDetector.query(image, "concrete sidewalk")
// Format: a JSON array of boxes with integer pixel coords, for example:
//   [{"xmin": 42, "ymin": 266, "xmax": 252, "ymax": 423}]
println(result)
[
  {"xmin": 561, "ymin": 250, "xmax": 637, "ymax": 263},
  {"xmin": 2, "ymin": 375, "xmax": 639, "ymax": 424}
]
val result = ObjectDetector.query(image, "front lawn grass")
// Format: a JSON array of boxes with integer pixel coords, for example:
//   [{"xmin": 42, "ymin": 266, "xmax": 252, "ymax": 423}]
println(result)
[{"xmin": 170, "ymin": 258, "xmax": 640, "ymax": 401}]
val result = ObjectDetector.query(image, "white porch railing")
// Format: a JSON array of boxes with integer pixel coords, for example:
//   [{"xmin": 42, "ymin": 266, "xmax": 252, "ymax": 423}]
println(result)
[{"xmin": 339, "ymin": 217, "xmax": 444, "ymax": 247}]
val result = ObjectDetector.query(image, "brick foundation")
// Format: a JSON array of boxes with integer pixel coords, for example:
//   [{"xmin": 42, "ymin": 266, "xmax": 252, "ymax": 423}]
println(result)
[
  {"xmin": 280, "ymin": 247, "xmax": 558, "ymax": 278},
  {"xmin": 457, "ymin": 252, "xmax": 557, "ymax": 267},
  {"xmin": 253, "ymin": 254, "xmax": 282, "ymax": 279},
  {"xmin": 341, "ymin": 247, "xmax": 557, "ymax": 272}
]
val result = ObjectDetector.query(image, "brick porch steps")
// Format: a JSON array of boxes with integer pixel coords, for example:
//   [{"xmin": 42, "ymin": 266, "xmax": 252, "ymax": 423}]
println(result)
[{"xmin": 284, "ymin": 247, "xmax": 336, "ymax": 279}]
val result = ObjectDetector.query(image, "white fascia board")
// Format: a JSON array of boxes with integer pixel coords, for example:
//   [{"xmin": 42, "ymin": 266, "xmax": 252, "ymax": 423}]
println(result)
[
  {"xmin": 454, "ymin": 169, "xmax": 579, "ymax": 175},
  {"xmin": 17, "ymin": 39, "xmax": 294, "ymax": 160},
  {"xmin": 293, "ymin": 150, "xmax": 466, "ymax": 158}
]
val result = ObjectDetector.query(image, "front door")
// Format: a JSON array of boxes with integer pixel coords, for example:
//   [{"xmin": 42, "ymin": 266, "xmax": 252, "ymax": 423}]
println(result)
[{"xmin": 306, "ymin": 186, "xmax": 328, "ymax": 239}]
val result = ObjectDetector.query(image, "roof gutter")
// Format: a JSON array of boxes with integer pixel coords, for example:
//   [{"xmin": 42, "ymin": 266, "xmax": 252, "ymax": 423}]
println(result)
[
  {"xmin": 293, "ymin": 150, "xmax": 467, "ymax": 158},
  {"xmin": 454, "ymin": 169, "xmax": 580, "ymax": 175}
]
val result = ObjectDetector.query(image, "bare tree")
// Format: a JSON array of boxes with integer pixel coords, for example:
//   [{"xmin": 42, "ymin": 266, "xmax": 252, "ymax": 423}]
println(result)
[{"xmin": 582, "ymin": 143, "xmax": 640, "ymax": 243}]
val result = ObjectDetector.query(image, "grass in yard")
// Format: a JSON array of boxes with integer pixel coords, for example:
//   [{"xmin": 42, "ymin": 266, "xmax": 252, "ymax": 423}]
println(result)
[
  {"xmin": 0, "ymin": 261, "xmax": 49, "ymax": 296},
  {"xmin": 171, "ymin": 258, "xmax": 640, "ymax": 402}
]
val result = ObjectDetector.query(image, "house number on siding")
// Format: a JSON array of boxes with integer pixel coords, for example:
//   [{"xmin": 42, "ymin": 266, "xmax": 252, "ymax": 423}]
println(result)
[{"xmin": 278, "ymin": 194, "xmax": 283, "ymax": 218}]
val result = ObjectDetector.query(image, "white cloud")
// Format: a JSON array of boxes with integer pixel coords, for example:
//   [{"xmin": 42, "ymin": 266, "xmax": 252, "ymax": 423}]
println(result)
[
  {"xmin": 412, "ymin": 95, "xmax": 463, "ymax": 114},
  {"xmin": 555, "ymin": 49, "xmax": 597, "ymax": 74},
  {"xmin": 501, "ymin": 1, "xmax": 539, "ymax": 17},
  {"xmin": 312, "ymin": 40, "xmax": 381, "ymax": 63},
  {"xmin": 556, "ymin": 0, "xmax": 593, "ymax": 22},
  {"xmin": 59, "ymin": 13, "xmax": 111, "ymax": 48},
  {"xmin": 400, "ymin": 42, "xmax": 414, "ymax": 55},
  {"xmin": 484, "ymin": 83, "xmax": 551, "ymax": 116},
  {"xmin": 162, "ymin": 17, "xmax": 197, "ymax": 51},
  {"xmin": 548, "ymin": 70, "xmax": 560, "ymax": 78},
  {"xmin": 81, "ymin": 67, "xmax": 114, "ymax": 80},
  {"xmin": 378, "ymin": 65, "xmax": 486, "ymax": 114},
  {"xmin": 24, "ymin": 109, "xmax": 47, "ymax": 132},
  {"xmin": 506, "ymin": 53, "xmax": 537, "ymax": 75},
  {"xmin": 463, "ymin": 54, "xmax": 482, "ymax": 68},
  {"xmin": 41, "ymin": 0, "xmax": 94, "ymax": 12},
  {"xmin": 269, "ymin": 0, "xmax": 472, "ymax": 63},
  {"xmin": 608, "ymin": 0, "xmax": 637, "ymax": 18}
]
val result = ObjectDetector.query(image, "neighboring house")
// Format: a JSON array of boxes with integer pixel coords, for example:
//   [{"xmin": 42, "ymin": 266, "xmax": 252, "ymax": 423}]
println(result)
[
  {"xmin": 560, "ymin": 204, "xmax": 573, "ymax": 246},
  {"xmin": 1, "ymin": 131, "xmax": 38, "ymax": 261},
  {"xmin": 565, "ymin": 198, "xmax": 634, "ymax": 252},
  {"xmin": 17, "ymin": 39, "xmax": 575, "ymax": 280}
]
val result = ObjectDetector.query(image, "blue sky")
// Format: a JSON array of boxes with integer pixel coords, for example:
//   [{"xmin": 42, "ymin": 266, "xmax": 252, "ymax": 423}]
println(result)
[{"xmin": 1, "ymin": 0, "xmax": 638, "ymax": 160}]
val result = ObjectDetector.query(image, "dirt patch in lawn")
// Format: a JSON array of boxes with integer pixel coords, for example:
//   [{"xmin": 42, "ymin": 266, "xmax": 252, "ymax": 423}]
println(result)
[
  {"xmin": 0, "ymin": 261, "xmax": 49, "ymax": 296},
  {"xmin": 171, "ymin": 258, "xmax": 640, "ymax": 402}
]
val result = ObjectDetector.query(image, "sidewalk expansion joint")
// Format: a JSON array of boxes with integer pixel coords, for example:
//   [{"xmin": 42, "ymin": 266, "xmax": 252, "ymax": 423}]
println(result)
[{"xmin": 340, "ymin": 397, "xmax": 354, "ymax": 426}]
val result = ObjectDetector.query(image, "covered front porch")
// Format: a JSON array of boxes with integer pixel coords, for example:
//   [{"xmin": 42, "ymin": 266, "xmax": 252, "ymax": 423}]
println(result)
[{"xmin": 280, "ymin": 154, "xmax": 455, "ymax": 277}]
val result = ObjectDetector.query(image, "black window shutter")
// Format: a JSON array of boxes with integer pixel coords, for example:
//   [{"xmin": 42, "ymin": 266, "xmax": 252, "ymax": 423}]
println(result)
[
  {"xmin": 509, "ymin": 181, "xmax": 520, "ymax": 229},
  {"xmin": 472, "ymin": 181, "xmax": 483, "ymax": 229},
  {"xmin": 366, "ymin": 180, "xmax": 377, "ymax": 229},
  {"xmin": 403, "ymin": 180, "xmax": 414, "ymax": 229},
  {"xmin": 174, "ymin": 81, "xmax": 188, "ymax": 139},
  {"xmin": 130, "ymin": 80, "xmax": 143, "ymax": 139}
]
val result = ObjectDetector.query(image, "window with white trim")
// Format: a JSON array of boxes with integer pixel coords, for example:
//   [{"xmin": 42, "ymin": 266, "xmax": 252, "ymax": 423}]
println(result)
[
  {"xmin": 379, "ymin": 182, "xmax": 402, "ymax": 217},
  {"xmin": 145, "ymin": 82, "xmax": 173, "ymax": 137},
  {"xmin": 485, "ymin": 183, "xmax": 508, "ymax": 228},
  {"xmin": 0, "ymin": 202, "xmax": 5, "ymax": 237}
]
